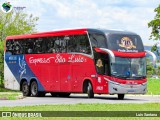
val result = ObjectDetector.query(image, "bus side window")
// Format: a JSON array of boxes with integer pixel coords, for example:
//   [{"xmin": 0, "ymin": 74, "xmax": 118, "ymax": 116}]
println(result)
[
  {"xmin": 90, "ymin": 34, "xmax": 107, "ymax": 48},
  {"xmin": 75, "ymin": 35, "xmax": 91, "ymax": 54},
  {"xmin": 13, "ymin": 40, "xmax": 22, "ymax": 55},
  {"xmin": 34, "ymin": 38, "xmax": 42, "ymax": 53},
  {"xmin": 67, "ymin": 36, "xmax": 76, "ymax": 52},
  {"xmin": 46, "ymin": 37, "xmax": 56, "ymax": 53},
  {"xmin": 90, "ymin": 34, "xmax": 98, "ymax": 48},
  {"xmin": 6, "ymin": 40, "xmax": 14, "ymax": 54},
  {"xmin": 54, "ymin": 38, "xmax": 61, "ymax": 53},
  {"xmin": 60, "ymin": 37, "xmax": 67, "ymax": 53},
  {"xmin": 25, "ymin": 39, "xmax": 34, "ymax": 54}
]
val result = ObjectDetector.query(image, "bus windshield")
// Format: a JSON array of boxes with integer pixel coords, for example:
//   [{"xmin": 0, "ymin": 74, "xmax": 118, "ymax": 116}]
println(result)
[{"xmin": 111, "ymin": 57, "xmax": 146, "ymax": 79}]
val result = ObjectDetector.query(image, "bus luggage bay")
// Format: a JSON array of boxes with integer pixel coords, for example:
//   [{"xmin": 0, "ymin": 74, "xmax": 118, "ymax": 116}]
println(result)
[{"xmin": 4, "ymin": 28, "xmax": 156, "ymax": 99}]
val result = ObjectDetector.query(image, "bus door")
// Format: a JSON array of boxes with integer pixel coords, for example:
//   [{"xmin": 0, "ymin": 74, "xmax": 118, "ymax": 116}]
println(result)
[{"xmin": 94, "ymin": 53, "xmax": 110, "ymax": 93}]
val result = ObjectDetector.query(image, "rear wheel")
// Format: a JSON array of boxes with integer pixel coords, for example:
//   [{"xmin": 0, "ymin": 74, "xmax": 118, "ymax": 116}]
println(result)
[
  {"xmin": 22, "ymin": 81, "xmax": 31, "ymax": 96},
  {"xmin": 31, "ymin": 81, "xmax": 45, "ymax": 97},
  {"xmin": 87, "ymin": 82, "xmax": 94, "ymax": 98},
  {"xmin": 118, "ymin": 94, "xmax": 125, "ymax": 100}
]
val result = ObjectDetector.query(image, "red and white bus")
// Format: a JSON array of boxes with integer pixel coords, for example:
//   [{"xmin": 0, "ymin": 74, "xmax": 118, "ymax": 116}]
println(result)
[{"xmin": 4, "ymin": 28, "xmax": 156, "ymax": 99}]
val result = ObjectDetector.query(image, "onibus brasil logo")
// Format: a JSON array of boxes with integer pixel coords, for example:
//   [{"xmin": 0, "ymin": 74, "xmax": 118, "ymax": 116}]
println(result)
[{"xmin": 1, "ymin": 2, "xmax": 12, "ymax": 13}]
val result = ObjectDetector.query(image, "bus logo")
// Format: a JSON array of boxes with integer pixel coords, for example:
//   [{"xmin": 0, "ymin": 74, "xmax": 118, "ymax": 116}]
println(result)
[{"xmin": 119, "ymin": 37, "xmax": 136, "ymax": 49}]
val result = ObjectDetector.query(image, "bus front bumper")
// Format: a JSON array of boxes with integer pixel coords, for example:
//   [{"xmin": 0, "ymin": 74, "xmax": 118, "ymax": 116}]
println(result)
[{"xmin": 104, "ymin": 78, "xmax": 147, "ymax": 94}]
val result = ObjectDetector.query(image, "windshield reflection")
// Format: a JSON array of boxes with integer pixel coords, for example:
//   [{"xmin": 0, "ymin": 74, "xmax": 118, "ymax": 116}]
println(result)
[{"xmin": 111, "ymin": 57, "xmax": 146, "ymax": 79}]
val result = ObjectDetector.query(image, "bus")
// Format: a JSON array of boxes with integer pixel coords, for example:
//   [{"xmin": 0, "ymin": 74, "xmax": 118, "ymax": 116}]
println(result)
[{"xmin": 4, "ymin": 28, "xmax": 156, "ymax": 99}]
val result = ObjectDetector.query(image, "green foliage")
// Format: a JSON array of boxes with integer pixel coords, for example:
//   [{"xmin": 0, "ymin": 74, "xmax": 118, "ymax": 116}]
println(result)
[
  {"xmin": 0, "ymin": 10, "xmax": 39, "ymax": 40},
  {"xmin": 0, "ymin": 41, "xmax": 4, "ymax": 86},
  {"xmin": 0, "ymin": 10, "xmax": 38, "ymax": 86},
  {"xmin": 146, "ymin": 65, "xmax": 154, "ymax": 77},
  {"xmin": 148, "ymin": 4, "xmax": 160, "ymax": 40}
]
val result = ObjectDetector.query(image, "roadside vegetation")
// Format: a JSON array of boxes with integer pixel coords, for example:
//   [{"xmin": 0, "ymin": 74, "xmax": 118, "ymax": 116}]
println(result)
[
  {"xmin": 0, "ymin": 103, "xmax": 160, "ymax": 120},
  {"xmin": 0, "ymin": 92, "xmax": 22, "ymax": 100}
]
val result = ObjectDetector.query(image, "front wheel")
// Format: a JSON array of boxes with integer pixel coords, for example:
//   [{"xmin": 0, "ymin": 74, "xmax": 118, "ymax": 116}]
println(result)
[
  {"xmin": 87, "ymin": 82, "xmax": 94, "ymax": 98},
  {"xmin": 22, "ymin": 81, "xmax": 31, "ymax": 96},
  {"xmin": 118, "ymin": 94, "xmax": 125, "ymax": 100}
]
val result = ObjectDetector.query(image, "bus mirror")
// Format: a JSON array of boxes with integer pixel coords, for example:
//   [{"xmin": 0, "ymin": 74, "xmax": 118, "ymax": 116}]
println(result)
[
  {"xmin": 99, "ymin": 48, "xmax": 115, "ymax": 63},
  {"xmin": 145, "ymin": 50, "xmax": 157, "ymax": 65}
]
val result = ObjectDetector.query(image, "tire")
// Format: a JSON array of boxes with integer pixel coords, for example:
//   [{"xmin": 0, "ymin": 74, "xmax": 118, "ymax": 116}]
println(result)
[
  {"xmin": 118, "ymin": 94, "xmax": 125, "ymax": 100},
  {"xmin": 87, "ymin": 82, "xmax": 94, "ymax": 98},
  {"xmin": 22, "ymin": 81, "xmax": 31, "ymax": 96},
  {"xmin": 31, "ymin": 81, "xmax": 39, "ymax": 97}
]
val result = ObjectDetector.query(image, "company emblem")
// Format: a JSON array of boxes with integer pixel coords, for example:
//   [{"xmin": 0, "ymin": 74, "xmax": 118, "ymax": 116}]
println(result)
[
  {"xmin": 1, "ymin": 2, "xmax": 13, "ymax": 13},
  {"xmin": 119, "ymin": 37, "xmax": 136, "ymax": 49}
]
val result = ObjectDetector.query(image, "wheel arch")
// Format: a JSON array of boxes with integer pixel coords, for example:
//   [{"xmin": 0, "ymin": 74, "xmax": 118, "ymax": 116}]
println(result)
[
  {"xmin": 82, "ymin": 79, "xmax": 93, "ymax": 93},
  {"xmin": 29, "ymin": 78, "xmax": 38, "ymax": 85},
  {"xmin": 20, "ymin": 78, "xmax": 28, "ymax": 91}
]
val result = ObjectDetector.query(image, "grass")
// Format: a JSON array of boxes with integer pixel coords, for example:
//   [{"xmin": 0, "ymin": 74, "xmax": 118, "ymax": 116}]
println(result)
[
  {"xmin": 0, "ymin": 86, "xmax": 22, "ymax": 100},
  {"xmin": 0, "ymin": 103, "xmax": 160, "ymax": 119},
  {"xmin": 147, "ymin": 78, "xmax": 160, "ymax": 95},
  {"xmin": 0, "ymin": 92, "xmax": 22, "ymax": 100},
  {"xmin": 0, "ymin": 87, "xmax": 18, "ymax": 92},
  {"xmin": 1, "ymin": 103, "xmax": 160, "ymax": 111}
]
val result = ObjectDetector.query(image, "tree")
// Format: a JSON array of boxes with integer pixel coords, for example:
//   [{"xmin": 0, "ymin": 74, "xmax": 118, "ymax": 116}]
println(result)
[
  {"xmin": 0, "ymin": 10, "xmax": 39, "ymax": 87},
  {"xmin": 0, "ymin": 10, "xmax": 39, "ymax": 41},
  {"xmin": 148, "ymin": 4, "xmax": 160, "ymax": 41}
]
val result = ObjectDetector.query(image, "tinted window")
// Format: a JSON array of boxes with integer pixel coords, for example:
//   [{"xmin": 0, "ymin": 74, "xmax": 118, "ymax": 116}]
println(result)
[
  {"xmin": 6, "ymin": 40, "xmax": 23, "ymax": 54},
  {"xmin": 6, "ymin": 34, "xmax": 91, "ymax": 55},
  {"xmin": 67, "ymin": 35, "xmax": 91, "ymax": 54},
  {"xmin": 90, "ymin": 34, "xmax": 107, "ymax": 48}
]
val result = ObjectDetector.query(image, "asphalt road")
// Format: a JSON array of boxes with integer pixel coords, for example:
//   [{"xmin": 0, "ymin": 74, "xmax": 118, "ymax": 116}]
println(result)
[{"xmin": 0, "ymin": 94, "xmax": 160, "ymax": 107}]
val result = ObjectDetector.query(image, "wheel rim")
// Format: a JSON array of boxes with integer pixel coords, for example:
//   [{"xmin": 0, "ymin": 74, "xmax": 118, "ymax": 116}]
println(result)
[
  {"xmin": 22, "ymin": 83, "xmax": 28, "ymax": 95},
  {"xmin": 31, "ymin": 82, "xmax": 38, "ymax": 96}
]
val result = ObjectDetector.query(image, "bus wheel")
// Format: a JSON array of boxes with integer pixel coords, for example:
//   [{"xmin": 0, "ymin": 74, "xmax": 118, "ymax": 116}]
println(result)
[
  {"xmin": 31, "ymin": 81, "xmax": 39, "ymax": 97},
  {"xmin": 87, "ymin": 82, "xmax": 94, "ymax": 98},
  {"xmin": 22, "ymin": 81, "xmax": 31, "ymax": 96},
  {"xmin": 118, "ymin": 94, "xmax": 125, "ymax": 100}
]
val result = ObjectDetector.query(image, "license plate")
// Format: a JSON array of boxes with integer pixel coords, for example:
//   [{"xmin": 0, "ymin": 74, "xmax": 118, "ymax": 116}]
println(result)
[{"xmin": 128, "ymin": 89, "xmax": 135, "ymax": 93}]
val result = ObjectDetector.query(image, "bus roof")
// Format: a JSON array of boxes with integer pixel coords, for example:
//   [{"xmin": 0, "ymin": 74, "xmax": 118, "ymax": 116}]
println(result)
[{"xmin": 6, "ymin": 28, "xmax": 138, "ymax": 40}]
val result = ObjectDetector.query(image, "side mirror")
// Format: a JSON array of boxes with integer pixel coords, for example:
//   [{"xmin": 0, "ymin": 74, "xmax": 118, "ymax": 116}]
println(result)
[
  {"xmin": 145, "ymin": 50, "xmax": 157, "ymax": 65},
  {"xmin": 99, "ymin": 48, "xmax": 115, "ymax": 63}
]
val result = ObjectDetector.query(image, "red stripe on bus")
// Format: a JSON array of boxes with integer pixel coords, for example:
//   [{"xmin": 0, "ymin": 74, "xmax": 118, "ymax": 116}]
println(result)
[{"xmin": 6, "ymin": 28, "xmax": 87, "ymax": 40}]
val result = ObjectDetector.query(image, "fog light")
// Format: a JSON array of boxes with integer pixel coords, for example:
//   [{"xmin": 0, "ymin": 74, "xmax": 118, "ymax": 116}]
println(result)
[{"xmin": 113, "ymin": 87, "xmax": 117, "ymax": 91}]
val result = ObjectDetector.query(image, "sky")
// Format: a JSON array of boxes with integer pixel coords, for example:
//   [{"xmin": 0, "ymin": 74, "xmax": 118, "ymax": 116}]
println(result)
[{"xmin": 1, "ymin": 0, "xmax": 160, "ymax": 45}]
